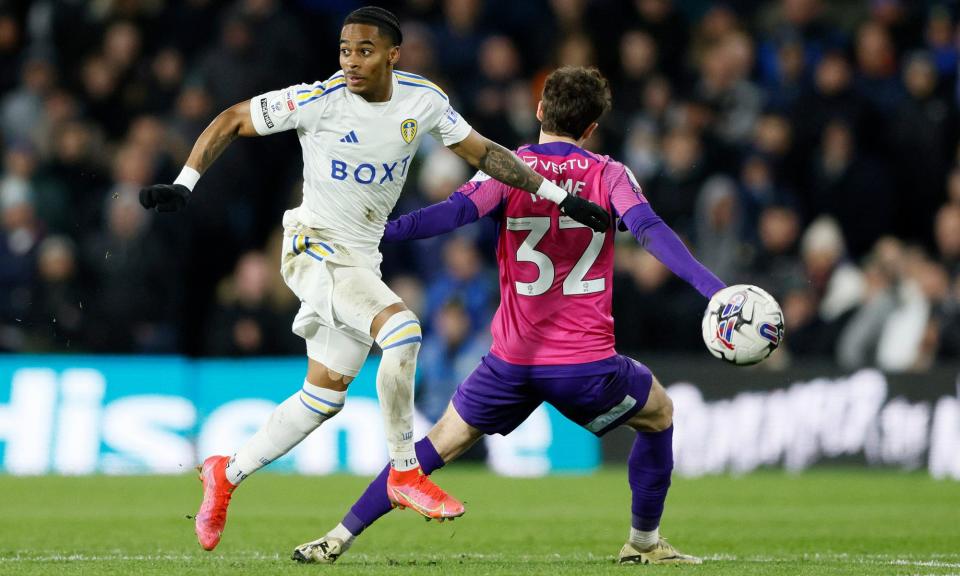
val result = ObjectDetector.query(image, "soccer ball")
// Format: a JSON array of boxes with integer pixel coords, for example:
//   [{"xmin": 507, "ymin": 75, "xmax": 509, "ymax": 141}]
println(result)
[{"xmin": 702, "ymin": 284, "xmax": 784, "ymax": 366}]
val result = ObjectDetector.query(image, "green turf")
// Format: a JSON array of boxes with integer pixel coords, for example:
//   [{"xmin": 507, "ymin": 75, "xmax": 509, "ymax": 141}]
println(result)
[{"xmin": 0, "ymin": 468, "xmax": 957, "ymax": 575}]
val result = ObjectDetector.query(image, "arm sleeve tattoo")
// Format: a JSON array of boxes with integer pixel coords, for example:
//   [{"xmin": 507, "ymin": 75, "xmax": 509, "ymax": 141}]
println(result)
[{"xmin": 477, "ymin": 140, "xmax": 542, "ymax": 193}]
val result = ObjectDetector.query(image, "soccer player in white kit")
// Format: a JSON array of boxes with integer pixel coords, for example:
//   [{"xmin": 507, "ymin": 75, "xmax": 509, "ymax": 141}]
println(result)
[{"xmin": 138, "ymin": 6, "xmax": 610, "ymax": 552}]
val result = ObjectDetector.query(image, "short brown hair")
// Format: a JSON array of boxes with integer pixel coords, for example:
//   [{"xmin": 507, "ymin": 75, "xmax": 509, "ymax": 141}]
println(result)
[{"xmin": 541, "ymin": 66, "xmax": 612, "ymax": 139}]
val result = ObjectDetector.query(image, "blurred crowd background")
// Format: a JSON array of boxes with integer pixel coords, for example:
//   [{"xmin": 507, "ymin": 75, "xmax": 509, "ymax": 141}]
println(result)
[{"xmin": 4, "ymin": 0, "xmax": 960, "ymax": 412}]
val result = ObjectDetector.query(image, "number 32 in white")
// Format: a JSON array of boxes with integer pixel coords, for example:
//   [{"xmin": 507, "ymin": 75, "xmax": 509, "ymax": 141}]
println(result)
[{"xmin": 506, "ymin": 215, "xmax": 605, "ymax": 296}]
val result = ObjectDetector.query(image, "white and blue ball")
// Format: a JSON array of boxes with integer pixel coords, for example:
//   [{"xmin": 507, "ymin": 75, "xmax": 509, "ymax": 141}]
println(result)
[{"xmin": 701, "ymin": 284, "xmax": 784, "ymax": 366}]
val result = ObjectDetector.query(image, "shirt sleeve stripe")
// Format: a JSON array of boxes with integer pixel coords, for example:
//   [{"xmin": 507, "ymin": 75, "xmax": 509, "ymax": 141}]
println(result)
[{"xmin": 397, "ymin": 80, "xmax": 448, "ymax": 100}]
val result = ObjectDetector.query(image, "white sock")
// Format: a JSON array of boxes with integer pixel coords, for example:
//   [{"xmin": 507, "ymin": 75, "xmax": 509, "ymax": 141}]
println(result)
[
  {"xmin": 630, "ymin": 526, "xmax": 660, "ymax": 550},
  {"xmin": 224, "ymin": 380, "xmax": 345, "ymax": 485},
  {"xmin": 326, "ymin": 522, "xmax": 356, "ymax": 552},
  {"xmin": 374, "ymin": 310, "xmax": 422, "ymax": 471}
]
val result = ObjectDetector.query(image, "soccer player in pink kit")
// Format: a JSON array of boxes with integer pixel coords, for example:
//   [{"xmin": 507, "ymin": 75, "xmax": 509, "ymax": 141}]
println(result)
[{"xmin": 292, "ymin": 67, "xmax": 725, "ymax": 565}]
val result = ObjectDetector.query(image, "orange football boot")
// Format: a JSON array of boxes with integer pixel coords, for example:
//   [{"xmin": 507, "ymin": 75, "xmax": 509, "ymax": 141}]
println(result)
[
  {"xmin": 386, "ymin": 466, "xmax": 465, "ymax": 521},
  {"xmin": 195, "ymin": 455, "xmax": 236, "ymax": 550}
]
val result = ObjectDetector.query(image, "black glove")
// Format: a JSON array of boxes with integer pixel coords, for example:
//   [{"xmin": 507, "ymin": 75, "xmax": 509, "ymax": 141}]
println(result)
[
  {"xmin": 139, "ymin": 183, "xmax": 191, "ymax": 212},
  {"xmin": 559, "ymin": 194, "xmax": 610, "ymax": 233}
]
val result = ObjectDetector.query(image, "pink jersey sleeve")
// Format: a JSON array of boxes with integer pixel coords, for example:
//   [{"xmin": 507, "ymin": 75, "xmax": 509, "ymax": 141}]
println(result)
[
  {"xmin": 602, "ymin": 161, "xmax": 648, "ymax": 217},
  {"xmin": 457, "ymin": 173, "xmax": 507, "ymax": 218}
]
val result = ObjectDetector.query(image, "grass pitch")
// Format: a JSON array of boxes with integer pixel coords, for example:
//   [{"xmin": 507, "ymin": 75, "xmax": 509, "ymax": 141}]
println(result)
[{"xmin": 0, "ymin": 468, "xmax": 957, "ymax": 575}]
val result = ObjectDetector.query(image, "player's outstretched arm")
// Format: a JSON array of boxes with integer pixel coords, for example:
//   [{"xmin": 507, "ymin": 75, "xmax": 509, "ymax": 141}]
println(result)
[
  {"xmin": 384, "ymin": 192, "xmax": 479, "ymax": 242},
  {"xmin": 448, "ymin": 131, "xmax": 610, "ymax": 233},
  {"xmin": 623, "ymin": 203, "xmax": 726, "ymax": 299},
  {"xmin": 140, "ymin": 100, "xmax": 259, "ymax": 212}
]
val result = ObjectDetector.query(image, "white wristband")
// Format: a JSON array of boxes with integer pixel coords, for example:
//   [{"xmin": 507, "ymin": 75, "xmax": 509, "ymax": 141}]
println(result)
[
  {"xmin": 173, "ymin": 166, "xmax": 201, "ymax": 191},
  {"xmin": 535, "ymin": 178, "xmax": 568, "ymax": 205}
]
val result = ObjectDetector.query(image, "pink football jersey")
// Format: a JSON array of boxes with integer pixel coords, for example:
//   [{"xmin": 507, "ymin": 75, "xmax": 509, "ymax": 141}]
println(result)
[{"xmin": 460, "ymin": 141, "xmax": 646, "ymax": 365}]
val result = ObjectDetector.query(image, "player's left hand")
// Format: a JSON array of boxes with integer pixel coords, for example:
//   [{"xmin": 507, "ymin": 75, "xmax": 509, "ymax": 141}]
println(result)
[
  {"xmin": 559, "ymin": 194, "xmax": 610, "ymax": 233},
  {"xmin": 139, "ymin": 183, "xmax": 191, "ymax": 212}
]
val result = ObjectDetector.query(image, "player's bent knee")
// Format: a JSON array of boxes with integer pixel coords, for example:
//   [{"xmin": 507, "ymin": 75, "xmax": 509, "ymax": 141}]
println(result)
[
  {"xmin": 428, "ymin": 403, "xmax": 485, "ymax": 462},
  {"xmin": 627, "ymin": 378, "xmax": 674, "ymax": 432},
  {"xmin": 306, "ymin": 359, "xmax": 354, "ymax": 392},
  {"xmin": 375, "ymin": 310, "xmax": 422, "ymax": 359},
  {"xmin": 657, "ymin": 393, "xmax": 674, "ymax": 429}
]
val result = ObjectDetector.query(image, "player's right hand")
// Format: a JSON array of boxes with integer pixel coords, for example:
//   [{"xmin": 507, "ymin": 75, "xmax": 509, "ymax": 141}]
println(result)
[
  {"xmin": 139, "ymin": 183, "xmax": 191, "ymax": 212},
  {"xmin": 559, "ymin": 194, "xmax": 610, "ymax": 233}
]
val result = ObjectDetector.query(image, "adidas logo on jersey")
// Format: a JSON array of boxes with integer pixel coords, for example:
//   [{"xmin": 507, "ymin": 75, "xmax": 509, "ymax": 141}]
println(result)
[{"xmin": 339, "ymin": 130, "xmax": 359, "ymax": 143}]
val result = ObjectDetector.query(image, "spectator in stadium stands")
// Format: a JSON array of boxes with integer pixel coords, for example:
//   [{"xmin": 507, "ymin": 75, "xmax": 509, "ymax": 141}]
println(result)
[
  {"xmin": 947, "ymin": 167, "xmax": 960, "ymax": 205},
  {"xmin": 689, "ymin": 4, "xmax": 740, "ymax": 68},
  {"xmin": 83, "ymin": 188, "xmax": 178, "ymax": 353},
  {"xmin": 160, "ymin": 0, "xmax": 224, "ymax": 60},
  {"xmin": 608, "ymin": 29, "xmax": 659, "ymax": 150},
  {"xmin": 737, "ymin": 154, "xmax": 782, "ymax": 244},
  {"xmin": 236, "ymin": 0, "xmax": 308, "ymax": 88},
  {"xmin": 27, "ymin": 235, "xmax": 84, "ymax": 351},
  {"xmin": 205, "ymin": 250, "xmax": 296, "ymax": 357},
  {"xmin": 1, "ymin": 54, "xmax": 56, "ymax": 149},
  {"xmin": 556, "ymin": 32, "xmax": 598, "ymax": 70},
  {"xmin": 424, "ymin": 236, "xmax": 496, "ymax": 338},
  {"xmin": 0, "ymin": 178, "xmax": 42, "ymax": 332},
  {"xmin": 623, "ymin": 115, "xmax": 662, "ymax": 183},
  {"xmin": 836, "ymin": 237, "xmax": 906, "ymax": 369},
  {"xmin": 694, "ymin": 175, "xmax": 743, "ymax": 282},
  {"xmin": 756, "ymin": 0, "xmax": 834, "ymax": 71},
  {"xmin": 0, "ymin": 12, "xmax": 23, "ymax": 95},
  {"xmin": 465, "ymin": 35, "xmax": 529, "ymax": 147},
  {"xmin": 416, "ymin": 298, "xmax": 490, "ymax": 423},
  {"xmin": 622, "ymin": 0, "xmax": 689, "ymax": 84},
  {"xmin": 613, "ymin": 246, "xmax": 703, "ymax": 353},
  {"xmin": 79, "ymin": 54, "xmax": 128, "ymax": 140},
  {"xmin": 808, "ymin": 119, "xmax": 893, "ymax": 260},
  {"xmin": 396, "ymin": 23, "xmax": 441, "ymax": 79},
  {"xmin": 800, "ymin": 215, "xmax": 863, "ymax": 342},
  {"xmin": 924, "ymin": 6, "xmax": 957, "ymax": 92},
  {"xmin": 140, "ymin": 47, "xmax": 186, "ymax": 115},
  {"xmin": 101, "ymin": 21, "xmax": 143, "ymax": 92},
  {"xmin": 434, "ymin": 0, "xmax": 486, "ymax": 95},
  {"xmin": 791, "ymin": 52, "xmax": 868, "ymax": 180},
  {"xmin": 853, "ymin": 20, "xmax": 903, "ymax": 116},
  {"xmin": 124, "ymin": 117, "xmax": 177, "ymax": 187},
  {"xmin": 746, "ymin": 204, "xmax": 805, "ymax": 300},
  {"xmin": 888, "ymin": 52, "xmax": 957, "ymax": 246},
  {"xmin": 760, "ymin": 35, "xmax": 807, "ymax": 112},
  {"xmin": 621, "ymin": 75, "xmax": 673, "ymax": 178},
  {"xmin": 935, "ymin": 203, "xmax": 960, "ymax": 279},
  {"xmin": 387, "ymin": 274, "xmax": 426, "ymax": 321},
  {"xmin": 867, "ymin": 0, "xmax": 917, "ymax": 56},
  {"xmin": 169, "ymin": 85, "xmax": 215, "ymax": 145},
  {"xmin": 750, "ymin": 112, "xmax": 802, "ymax": 195},
  {"xmin": 3, "ymin": 143, "xmax": 69, "ymax": 237},
  {"xmin": 779, "ymin": 285, "xmax": 830, "ymax": 359},
  {"xmin": 197, "ymin": 15, "xmax": 266, "ymax": 112},
  {"xmin": 838, "ymin": 240, "xmax": 939, "ymax": 372},
  {"xmin": 694, "ymin": 30, "xmax": 763, "ymax": 147},
  {"xmin": 934, "ymin": 276, "xmax": 960, "ymax": 361},
  {"xmin": 42, "ymin": 121, "xmax": 110, "ymax": 235},
  {"xmin": 643, "ymin": 127, "xmax": 707, "ymax": 239},
  {"xmin": 912, "ymin": 256, "xmax": 953, "ymax": 370}
]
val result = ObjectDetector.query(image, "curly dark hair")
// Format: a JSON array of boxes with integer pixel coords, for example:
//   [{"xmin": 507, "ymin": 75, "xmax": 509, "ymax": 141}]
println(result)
[{"xmin": 541, "ymin": 66, "xmax": 612, "ymax": 139}]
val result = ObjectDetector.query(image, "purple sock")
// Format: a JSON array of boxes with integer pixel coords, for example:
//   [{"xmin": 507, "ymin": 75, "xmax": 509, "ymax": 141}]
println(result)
[
  {"xmin": 628, "ymin": 425, "xmax": 674, "ymax": 531},
  {"xmin": 341, "ymin": 437, "xmax": 445, "ymax": 535}
]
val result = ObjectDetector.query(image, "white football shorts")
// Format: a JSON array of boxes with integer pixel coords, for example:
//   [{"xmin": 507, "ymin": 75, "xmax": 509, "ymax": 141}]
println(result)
[{"xmin": 280, "ymin": 223, "xmax": 401, "ymax": 377}]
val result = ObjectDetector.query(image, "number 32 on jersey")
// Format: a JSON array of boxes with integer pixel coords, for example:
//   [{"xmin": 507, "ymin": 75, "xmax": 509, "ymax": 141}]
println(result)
[{"xmin": 506, "ymin": 215, "xmax": 605, "ymax": 296}]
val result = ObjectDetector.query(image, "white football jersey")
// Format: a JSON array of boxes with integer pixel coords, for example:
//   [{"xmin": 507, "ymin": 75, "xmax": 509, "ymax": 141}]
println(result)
[{"xmin": 250, "ymin": 70, "xmax": 472, "ymax": 264}]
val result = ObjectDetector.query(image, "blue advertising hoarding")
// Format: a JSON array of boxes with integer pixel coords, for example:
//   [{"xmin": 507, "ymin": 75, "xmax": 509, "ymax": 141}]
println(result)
[{"xmin": 0, "ymin": 355, "xmax": 599, "ymax": 476}]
